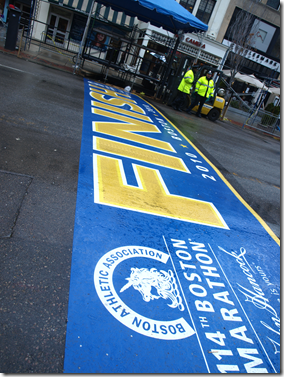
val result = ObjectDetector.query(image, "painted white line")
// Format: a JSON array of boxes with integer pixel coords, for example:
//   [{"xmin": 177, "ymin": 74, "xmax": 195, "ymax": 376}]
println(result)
[{"xmin": 0, "ymin": 63, "xmax": 38, "ymax": 75}]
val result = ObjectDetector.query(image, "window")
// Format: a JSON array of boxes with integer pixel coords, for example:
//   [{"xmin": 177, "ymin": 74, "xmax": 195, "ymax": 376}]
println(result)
[
  {"xmin": 15, "ymin": 2, "xmax": 31, "ymax": 30},
  {"xmin": 47, "ymin": 14, "xmax": 70, "ymax": 45},
  {"xmin": 195, "ymin": 0, "xmax": 216, "ymax": 24},
  {"xmin": 269, "ymin": 34, "xmax": 280, "ymax": 59},
  {"xmin": 266, "ymin": 0, "xmax": 280, "ymax": 10},
  {"xmin": 179, "ymin": 0, "xmax": 196, "ymax": 13}
]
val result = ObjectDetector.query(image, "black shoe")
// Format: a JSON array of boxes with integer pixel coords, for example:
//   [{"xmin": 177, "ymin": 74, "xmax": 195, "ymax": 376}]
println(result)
[
  {"xmin": 177, "ymin": 108, "xmax": 183, "ymax": 112},
  {"xmin": 196, "ymin": 113, "xmax": 202, "ymax": 118},
  {"xmin": 186, "ymin": 110, "xmax": 192, "ymax": 114},
  {"xmin": 172, "ymin": 105, "xmax": 178, "ymax": 110}
]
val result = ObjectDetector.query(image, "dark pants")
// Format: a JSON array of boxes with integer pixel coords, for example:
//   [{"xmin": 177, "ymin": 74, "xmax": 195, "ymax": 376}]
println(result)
[
  {"xmin": 172, "ymin": 91, "xmax": 187, "ymax": 110},
  {"xmin": 187, "ymin": 93, "xmax": 206, "ymax": 115}
]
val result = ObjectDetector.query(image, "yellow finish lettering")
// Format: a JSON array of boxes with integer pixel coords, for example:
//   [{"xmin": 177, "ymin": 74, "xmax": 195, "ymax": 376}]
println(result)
[
  {"xmin": 89, "ymin": 83, "xmax": 131, "ymax": 98},
  {"xmin": 92, "ymin": 116, "xmax": 174, "ymax": 152},
  {"xmin": 94, "ymin": 137, "xmax": 190, "ymax": 173},
  {"xmin": 91, "ymin": 100, "xmax": 147, "ymax": 118},
  {"xmin": 93, "ymin": 154, "xmax": 228, "ymax": 228},
  {"xmin": 90, "ymin": 95, "xmax": 144, "ymax": 114}
]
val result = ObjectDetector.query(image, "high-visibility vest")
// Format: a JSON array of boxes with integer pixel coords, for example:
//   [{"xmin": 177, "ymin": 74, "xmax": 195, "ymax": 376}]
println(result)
[
  {"xmin": 177, "ymin": 69, "xmax": 194, "ymax": 94},
  {"xmin": 195, "ymin": 76, "xmax": 215, "ymax": 98}
]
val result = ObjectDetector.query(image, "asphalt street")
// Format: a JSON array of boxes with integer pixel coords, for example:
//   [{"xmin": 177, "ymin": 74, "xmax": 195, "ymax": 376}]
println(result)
[
  {"xmin": 150, "ymin": 99, "xmax": 281, "ymax": 239},
  {"xmin": 0, "ymin": 54, "xmax": 84, "ymax": 373},
  {"xmin": 0, "ymin": 52, "xmax": 280, "ymax": 373}
]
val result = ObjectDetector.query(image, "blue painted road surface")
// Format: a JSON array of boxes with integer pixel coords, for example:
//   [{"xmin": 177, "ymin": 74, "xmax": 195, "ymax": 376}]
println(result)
[{"xmin": 64, "ymin": 79, "xmax": 280, "ymax": 373}]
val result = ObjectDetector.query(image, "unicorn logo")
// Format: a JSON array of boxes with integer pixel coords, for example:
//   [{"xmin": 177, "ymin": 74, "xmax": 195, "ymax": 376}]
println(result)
[
  {"xmin": 94, "ymin": 246, "xmax": 195, "ymax": 340},
  {"xmin": 120, "ymin": 267, "xmax": 184, "ymax": 311}
]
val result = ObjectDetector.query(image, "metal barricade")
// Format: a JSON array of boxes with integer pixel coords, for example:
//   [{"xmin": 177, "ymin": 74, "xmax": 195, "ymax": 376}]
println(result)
[{"xmin": 245, "ymin": 108, "xmax": 280, "ymax": 135}]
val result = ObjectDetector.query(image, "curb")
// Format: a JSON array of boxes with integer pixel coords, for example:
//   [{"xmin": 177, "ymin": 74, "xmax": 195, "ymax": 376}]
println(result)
[{"xmin": 0, "ymin": 45, "xmax": 74, "ymax": 74}]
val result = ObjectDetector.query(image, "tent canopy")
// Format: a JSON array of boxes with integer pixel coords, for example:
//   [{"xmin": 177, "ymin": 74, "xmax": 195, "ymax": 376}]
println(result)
[
  {"xmin": 95, "ymin": 0, "xmax": 208, "ymax": 34},
  {"xmin": 269, "ymin": 87, "xmax": 280, "ymax": 95},
  {"xmin": 223, "ymin": 70, "xmax": 270, "ymax": 91}
]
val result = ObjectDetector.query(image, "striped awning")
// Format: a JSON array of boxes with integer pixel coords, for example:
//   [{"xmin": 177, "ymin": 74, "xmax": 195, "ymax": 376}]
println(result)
[{"xmin": 51, "ymin": 0, "xmax": 135, "ymax": 27}]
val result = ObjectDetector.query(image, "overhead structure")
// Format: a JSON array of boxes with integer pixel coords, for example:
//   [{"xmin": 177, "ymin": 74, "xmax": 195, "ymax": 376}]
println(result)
[
  {"xmin": 95, "ymin": 0, "xmax": 208, "ymax": 96},
  {"xmin": 94, "ymin": 0, "xmax": 208, "ymax": 34},
  {"xmin": 75, "ymin": 0, "xmax": 208, "ymax": 96}
]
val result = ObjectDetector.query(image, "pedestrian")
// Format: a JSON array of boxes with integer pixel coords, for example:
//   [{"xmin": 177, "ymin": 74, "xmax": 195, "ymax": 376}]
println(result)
[
  {"xmin": 171, "ymin": 65, "xmax": 199, "ymax": 111},
  {"xmin": 186, "ymin": 70, "xmax": 215, "ymax": 117}
]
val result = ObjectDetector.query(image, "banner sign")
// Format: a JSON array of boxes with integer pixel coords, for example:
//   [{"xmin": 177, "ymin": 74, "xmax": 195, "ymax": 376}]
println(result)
[{"xmin": 64, "ymin": 79, "xmax": 280, "ymax": 373}]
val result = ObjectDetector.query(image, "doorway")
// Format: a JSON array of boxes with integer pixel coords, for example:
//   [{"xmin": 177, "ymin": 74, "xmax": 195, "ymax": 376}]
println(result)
[{"xmin": 46, "ymin": 13, "xmax": 70, "ymax": 46}]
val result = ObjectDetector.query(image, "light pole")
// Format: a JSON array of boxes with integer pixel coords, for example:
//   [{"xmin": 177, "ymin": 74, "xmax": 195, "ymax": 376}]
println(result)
[
  {"xmin": 218, "ymin": 42, "xmax": 233, "ymax": 71},
  {"xmin": 192, "ymin": 31, "xmax": 205, "ymax": 64}
]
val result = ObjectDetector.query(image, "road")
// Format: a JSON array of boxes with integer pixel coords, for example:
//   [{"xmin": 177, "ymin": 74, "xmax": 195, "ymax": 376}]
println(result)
[
  {"xmin": 150, "ymin": 100, "xmax": 280, "ymax": 239},
  {"xmin": 0, "ymin": 54, "xmax": 83, "ymax": 373},
  {"xmin": 0, "ymin": 53, "xmax": 280, "ymax": 373}
]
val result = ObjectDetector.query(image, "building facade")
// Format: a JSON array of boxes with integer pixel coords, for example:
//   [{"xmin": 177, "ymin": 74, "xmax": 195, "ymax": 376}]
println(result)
[
  {"xmin": 216, "ymin": 0, "xmax": 280, "ymax": 79},
  {"xmin": 3, "ymin": 0, "xmax": 280, "ymax": 83},
  {"xmin": 3, "ymin": 0, "xmax": 231, "ymax": 67}
]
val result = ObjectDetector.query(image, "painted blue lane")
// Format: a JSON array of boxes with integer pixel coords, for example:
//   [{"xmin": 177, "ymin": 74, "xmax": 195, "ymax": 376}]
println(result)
[{"xmin": 64, "ymin": 79, "xmax": 280, "ymax": 373}]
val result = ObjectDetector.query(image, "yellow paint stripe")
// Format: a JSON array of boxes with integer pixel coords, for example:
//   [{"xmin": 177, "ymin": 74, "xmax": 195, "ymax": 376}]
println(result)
[{"xmin": 138, "ymin": 96, "xmax": 280, "ymax": 246}]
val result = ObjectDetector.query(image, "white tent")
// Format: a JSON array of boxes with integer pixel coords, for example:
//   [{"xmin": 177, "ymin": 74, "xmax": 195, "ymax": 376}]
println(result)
[
  {"xmin": 223, "ymin": 70, "xmax": 270, "ymax": 91},
  {"xmin": 269, "ymin": 87, "xmax": 280, "ymax": 95}
]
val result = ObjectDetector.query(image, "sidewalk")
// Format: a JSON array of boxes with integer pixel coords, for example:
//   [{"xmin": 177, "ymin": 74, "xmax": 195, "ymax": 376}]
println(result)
[{"xmin": 0, "ymin": 26, "xmax": 100, "ymax": 75}]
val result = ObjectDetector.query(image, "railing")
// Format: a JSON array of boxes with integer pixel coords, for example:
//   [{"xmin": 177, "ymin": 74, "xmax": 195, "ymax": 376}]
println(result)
[
  {"xmin": 39, "ymin": 31, "xmax": 80, "ymax": 54},
  {"xmin": 13, "ymin": 17, "xmax": 165, "ymax": 94},
  {"xmin": 224, "ymin": 97, "xmax": 280, "ymax": 136},
  {"xmin": 244, "ymin": 108, "xmax": 280, "ymax": 135},
  {"xmin": 221, "ymin": 79, "xmax": 280, "ymax": 137}
]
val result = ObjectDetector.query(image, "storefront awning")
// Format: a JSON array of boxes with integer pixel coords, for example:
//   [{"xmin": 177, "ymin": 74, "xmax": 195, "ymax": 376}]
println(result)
[{"xmin": 94, "ymin": 0, "xmax": 208, "ymax": 34}]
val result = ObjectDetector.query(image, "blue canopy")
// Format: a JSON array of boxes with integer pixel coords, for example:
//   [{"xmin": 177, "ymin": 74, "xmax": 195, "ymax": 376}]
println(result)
[{"xmin": 95, "ymin": 0, "xmax": 208, "ymax": 34}]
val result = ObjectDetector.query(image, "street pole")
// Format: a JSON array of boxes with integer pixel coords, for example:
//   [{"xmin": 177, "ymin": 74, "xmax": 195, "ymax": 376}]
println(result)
[
  {"xmin": 218, "ymin": 43, "xmax": 232, "ymax": 71},
  {"xmin": 193, "ymin": 31, "xmax": 205, "ymax": 64},
  {"xmin": 73, "ymin": 0, "xmax": 95, "ymax": 74},
  {"xmin": 219, "ymin": 43, "xmax": 233, "ymax": 121}
]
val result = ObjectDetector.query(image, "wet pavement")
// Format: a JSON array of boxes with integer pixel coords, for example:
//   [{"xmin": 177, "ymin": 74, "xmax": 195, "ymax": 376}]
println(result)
[
  {"xmin": 0, "ymin": 53, "xmax": 84, "ymax": 372},
  {"xmin": 147, "ymin": 99, "xmax": 280, "ymax": 239},
  {"xmin": 0, "ymin": 51, "xmax": 280, "ymax": 373}
]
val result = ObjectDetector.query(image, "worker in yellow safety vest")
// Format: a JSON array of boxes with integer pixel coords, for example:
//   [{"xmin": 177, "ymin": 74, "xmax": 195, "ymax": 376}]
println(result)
[
  {"xmin": 171, "ymin": 65, "xmax": 199, "ymax": 111},
  {"xmin": 186, "ymin": 70, "xmax": 215, "ymax": 117}
]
